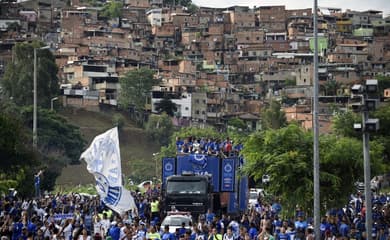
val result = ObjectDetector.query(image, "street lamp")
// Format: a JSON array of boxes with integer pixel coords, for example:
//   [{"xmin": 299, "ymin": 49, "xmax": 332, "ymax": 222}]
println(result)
[
  {"xmin": 351, "ymin": 79, "xmax": 380, "ymax": 240},
  {"xmin": 51, "ymin": 97, "xmax": 59, "ymax": 111},
  {"xmin": 312, "ymin": 1, "xmax": 321, "ymax": 239},
  {"xmin": 153, "ymin": 152, "xmax": 160, "ymax": 178},
  {"xmin": 33, "ymin": 45, "xmax": 50, "ymax": 148}
]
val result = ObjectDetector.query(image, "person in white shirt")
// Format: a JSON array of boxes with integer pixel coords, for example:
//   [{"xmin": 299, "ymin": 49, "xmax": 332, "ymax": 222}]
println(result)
[
  {"xmin": 93, "ymin": 214, "xmax": 104, "ymax": 236},
  {"xmin": 60, "ymin": 218, "xmax": 74, "ymax": 240},
  {"xmin": 78, "ymin": 228, "xmax": 92, "ymax": 240},
  {"xmin": 223, "ymin": 227, "xmax": 236, "ymax": 240},
  {"xmin": 100, "ymin": 213, "xmax": 111, "ymax": 238}
]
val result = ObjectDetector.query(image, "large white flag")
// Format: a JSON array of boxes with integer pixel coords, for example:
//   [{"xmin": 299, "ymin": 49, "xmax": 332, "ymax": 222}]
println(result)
[{"xmin": 80, "ymin": 127, "xmax": 136, "ymax": 214}]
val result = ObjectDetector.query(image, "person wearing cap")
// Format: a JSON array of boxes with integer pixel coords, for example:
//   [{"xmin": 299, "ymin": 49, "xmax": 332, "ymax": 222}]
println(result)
[{"xmin": 134, "ymin": 221, "xmax": 147, "ymax": 240}]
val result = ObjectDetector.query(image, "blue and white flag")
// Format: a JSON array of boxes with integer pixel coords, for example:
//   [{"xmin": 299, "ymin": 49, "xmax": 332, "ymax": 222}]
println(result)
[{"xmin": 80, "ymin": 127, "xmax": 136, "ymax": 214}]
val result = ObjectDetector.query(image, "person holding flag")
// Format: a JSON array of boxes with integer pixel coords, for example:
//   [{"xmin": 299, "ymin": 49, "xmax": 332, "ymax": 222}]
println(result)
[
  {"xmin": 34, "ymin": 170, "xmax": 43, "ymax": 198},
  {"xmin": 80, "ymin": 127, "xmax": 137, "ymax": 215}
]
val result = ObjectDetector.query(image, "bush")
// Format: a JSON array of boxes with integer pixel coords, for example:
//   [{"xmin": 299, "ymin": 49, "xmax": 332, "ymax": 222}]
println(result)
[{"xmin": 112, "ymin": 113, "xmax": 125, "ymax": 130}]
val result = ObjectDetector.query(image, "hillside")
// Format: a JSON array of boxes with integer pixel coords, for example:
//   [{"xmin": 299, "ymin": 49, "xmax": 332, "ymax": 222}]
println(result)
[{"xmin": 56, "ymin": 108, "xmax": 161, "ymax": 187}]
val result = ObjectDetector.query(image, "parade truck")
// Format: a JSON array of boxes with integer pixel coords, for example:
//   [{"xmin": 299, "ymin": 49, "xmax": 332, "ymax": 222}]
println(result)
[
  {"xmin": 164, "ymin": 173, "xmax": 214, "ymax": 215},
  {"xmin": 161, "ymin": 154, "xmax": 248, "ymax": 216}
]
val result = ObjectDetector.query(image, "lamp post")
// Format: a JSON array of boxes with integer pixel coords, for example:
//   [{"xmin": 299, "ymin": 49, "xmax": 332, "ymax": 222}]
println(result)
[
  {"xmin": 51, "ymin": 97, "xmax": 59, "ymax": 111},
  {"xmin": 33, "ymin": 46, "xmax": 50, "ymax": 149},
  {"xmin": 153, "ymin": 152, "xmax": 160, "ymax": 178},
  {"xmin": 351, "ymin": 79, "xmax": 379, "ymax": 240},
  {"xmin": 312, "ymin": 1, "xmax": 321, "ymax": 239}
]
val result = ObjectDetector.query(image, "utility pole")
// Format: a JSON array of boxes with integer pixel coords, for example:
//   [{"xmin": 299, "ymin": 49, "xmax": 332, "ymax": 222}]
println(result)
[
  {"xmin": 33, "ymin": 48, "xmax": 37, "ymax": 148},
  {"xmin": 312, "ymin": 1, "xmax": 321, "ymax": 239},
  {"xmin": 351, "ymin": 79, "xmax": 380, "ymax": 240},
  {"xmin": 33, "ymin": 46, "xmax": 50, "ymax": 148}
]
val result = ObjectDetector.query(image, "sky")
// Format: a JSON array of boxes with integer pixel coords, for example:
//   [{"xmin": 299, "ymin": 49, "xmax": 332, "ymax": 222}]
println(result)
[{"xmin": 192, "ymin": 0, "xmax": 390, "ymax": 17}]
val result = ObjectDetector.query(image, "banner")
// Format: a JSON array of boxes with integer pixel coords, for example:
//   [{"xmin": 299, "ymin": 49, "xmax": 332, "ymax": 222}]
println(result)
[
  {"xmin": 221, "ymin": 158, "xmax": 235, "ymax": 192},
  {"xmin": 80, "ymin": 127, "xmax": 136, "ymax": 214},
  {"xmin": 177, "ymin": 154, "xmax": 220, "ymax": 192},
  {"xmin": 162, "ymin": 157, "xmax": 176, "ymax": 186}
]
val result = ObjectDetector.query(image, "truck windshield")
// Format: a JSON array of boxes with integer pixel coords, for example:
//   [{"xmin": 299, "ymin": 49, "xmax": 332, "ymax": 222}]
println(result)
[{"xmin": 166, "ymin": 180, "xmax": 207, "ymax": 194}]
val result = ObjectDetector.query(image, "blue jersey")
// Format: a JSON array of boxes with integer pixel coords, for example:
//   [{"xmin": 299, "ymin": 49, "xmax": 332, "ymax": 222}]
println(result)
[
  {"xmin": 287, "ymin": 231, "xmax": 296, "ymax": 240},
  {"xmin": 276, "ymin": 233, "xmax": 289, "ymax": 240},
  {"xmin": 162, "ymin": 232, "xmax": 175, "ymax": 240},
  {"xmin": 206, "ymin": 212, "xmax": 215, "ymax": 224},
  {"xmin": 248, "ymin": 227, "xmax": 258, "ymax": 240},
  {"xmin": 11, "ymin": 222, "xmax": 23, "ymax": 240}
]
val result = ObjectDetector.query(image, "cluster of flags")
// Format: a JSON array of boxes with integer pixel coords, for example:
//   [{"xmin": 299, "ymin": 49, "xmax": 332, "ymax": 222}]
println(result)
[{"xmin": 80, "ymin": 127, "xmax": 136, "ymax": 214}]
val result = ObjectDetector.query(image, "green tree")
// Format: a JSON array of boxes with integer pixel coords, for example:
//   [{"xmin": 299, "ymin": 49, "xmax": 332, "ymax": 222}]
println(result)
[
  {"xmin": 0, "ymin": 106, "xmax": 39, "ymax": 196},
  {"xmin": 376, "ymin": 75, "xmax": 390, "ymax": 97},
  {"xmin": 241, "ymin": 124, "xmax": 384, "ymax": 217},
  {"xmin": 119, "ymin": 68, "xmax": 158, "ymax": 110},
  {"xmin": 227, "ymin": 117, "xmax": 247, "ymax": 131},
  {"xmin": 332, "ymin": 111, "xmax": 361, "ymax": 138},
  {"xmin": 186, "ymin": 3, "xmax": 199, "ymax": 14},
  {"xmin": 19, "ymin": 107, "xmax": 85, "ymax": 165},
  {"xmin": 261, "ymin": 100, "xmax": 287, "ymax": 130},
  {"xmin": 284, "ymin": 78, "xmax": 296, "ymax": 87},
  {"xmin": 323, "ymin": 79, "xmax": 340, "ymax": 96},
  {"xmin": 100, "ymin": 1, "xmax": 123, "ymax": 19},
  {"xmin": 112, "ymin": 113, "xmax": 125, "ymax": 131},
  {"xmin": 163, "ymin": 0, "xmax": 192, "ymax": 7},
  {"xmin": 1, "ymin": 42, "xmax": 59, "ymax": 108},
  {"xmin": 145, "ymin": 113, "xmax": 174, "ymax": 146},
  {"xmin": 0, "ymin": 100, "xmax": 85, "ymax": 195},
  {"xmin": 372, "ymin": 104, "xmax": 390, "ymax": 167},
  {"xmin": 154, "ymin": 97, "xmax": 177, "ymax": 117}
]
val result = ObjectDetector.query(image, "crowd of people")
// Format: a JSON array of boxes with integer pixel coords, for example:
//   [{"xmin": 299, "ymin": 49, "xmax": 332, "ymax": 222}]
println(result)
[
  {"xmin": 1, "ymin": 185, "xmax": 390, "ymax": 240},
  {"xmin": 175, "ymin": 137, "xmax": 243, "ymax": 157}
]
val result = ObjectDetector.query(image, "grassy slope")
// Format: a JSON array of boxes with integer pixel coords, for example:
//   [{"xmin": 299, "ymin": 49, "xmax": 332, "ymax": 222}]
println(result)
[{"xmin": 56, "ymin": 108, "xmax": 161, "ymax": 187}]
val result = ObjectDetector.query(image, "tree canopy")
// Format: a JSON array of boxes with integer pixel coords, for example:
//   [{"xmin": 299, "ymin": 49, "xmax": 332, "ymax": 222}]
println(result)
[
  {"xmin": 118, "ymin": 68, "xmax": 159, "ymax": 110},
  {"xmin": 1, "ymin": 42, "xmax": 59, "ymax": 108},
  {"xmin": 154, "ymin": 97, "xmax": 177, "ymax": 117},
  {"xmin": 261, "ymin": 100, "xmax": 287, "ymax": 130},
  {"xmin": 145, "ymin": 113, "xmax": 174, "ymax": 146},
  {"xmin": 241, "ymin": 124, "xmax": 385, "ymax": 217},
  {"xmin": 100, "ymin": 1, "xmax": 123, "ymax": 19},
  {"xmin": 332, "ymin": 103, "xmax": 390, "ymax": 170},
  {"xmin": 0, "ymin": 101, "xmax": 85, "ymax": 196},
  {"xmin": 163, "ymin": 0, "xmax": 192, "ymax": 7}
]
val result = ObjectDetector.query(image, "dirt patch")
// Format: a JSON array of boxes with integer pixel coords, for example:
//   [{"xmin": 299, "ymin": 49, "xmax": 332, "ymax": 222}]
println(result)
[{"xmin": 56, "ymin": 108, "xmax": 161, "ymax": 186}]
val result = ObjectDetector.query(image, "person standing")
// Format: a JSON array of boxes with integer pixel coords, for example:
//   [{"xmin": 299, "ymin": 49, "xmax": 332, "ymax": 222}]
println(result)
[{"xmin": 34, "ymin": 170, "xmax": 43, "ymax": 199}]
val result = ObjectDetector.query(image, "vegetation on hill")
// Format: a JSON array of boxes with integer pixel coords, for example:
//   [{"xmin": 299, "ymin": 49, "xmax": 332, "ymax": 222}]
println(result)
[
  {"xmin": 56, "ymin": 108, "xmax": 161, "ymax": 187},
  {"xmin": 0, "ymin": 101, "xmax": 85, "ymax": 197}
]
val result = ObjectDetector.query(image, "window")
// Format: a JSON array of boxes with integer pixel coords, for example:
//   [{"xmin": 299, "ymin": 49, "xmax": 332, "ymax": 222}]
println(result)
[
  {"xmin": 185, "ymin": 107, "xmax": 189, "ymax": 110},
  {"xmin": 195, "ymin": 110, "xmax": 200, "ymax": 114}
]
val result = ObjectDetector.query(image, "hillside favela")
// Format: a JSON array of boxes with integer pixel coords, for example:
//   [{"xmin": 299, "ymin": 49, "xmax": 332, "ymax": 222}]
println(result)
[{"xmin": 1, "ymin": 0, "xmax": 390, "ymax": 240}]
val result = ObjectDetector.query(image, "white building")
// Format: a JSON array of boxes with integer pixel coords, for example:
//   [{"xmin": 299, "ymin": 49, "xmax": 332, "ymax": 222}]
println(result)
[{"xmin": 151, "ymin": 91, "xmax": 192, "ymax": 118}]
